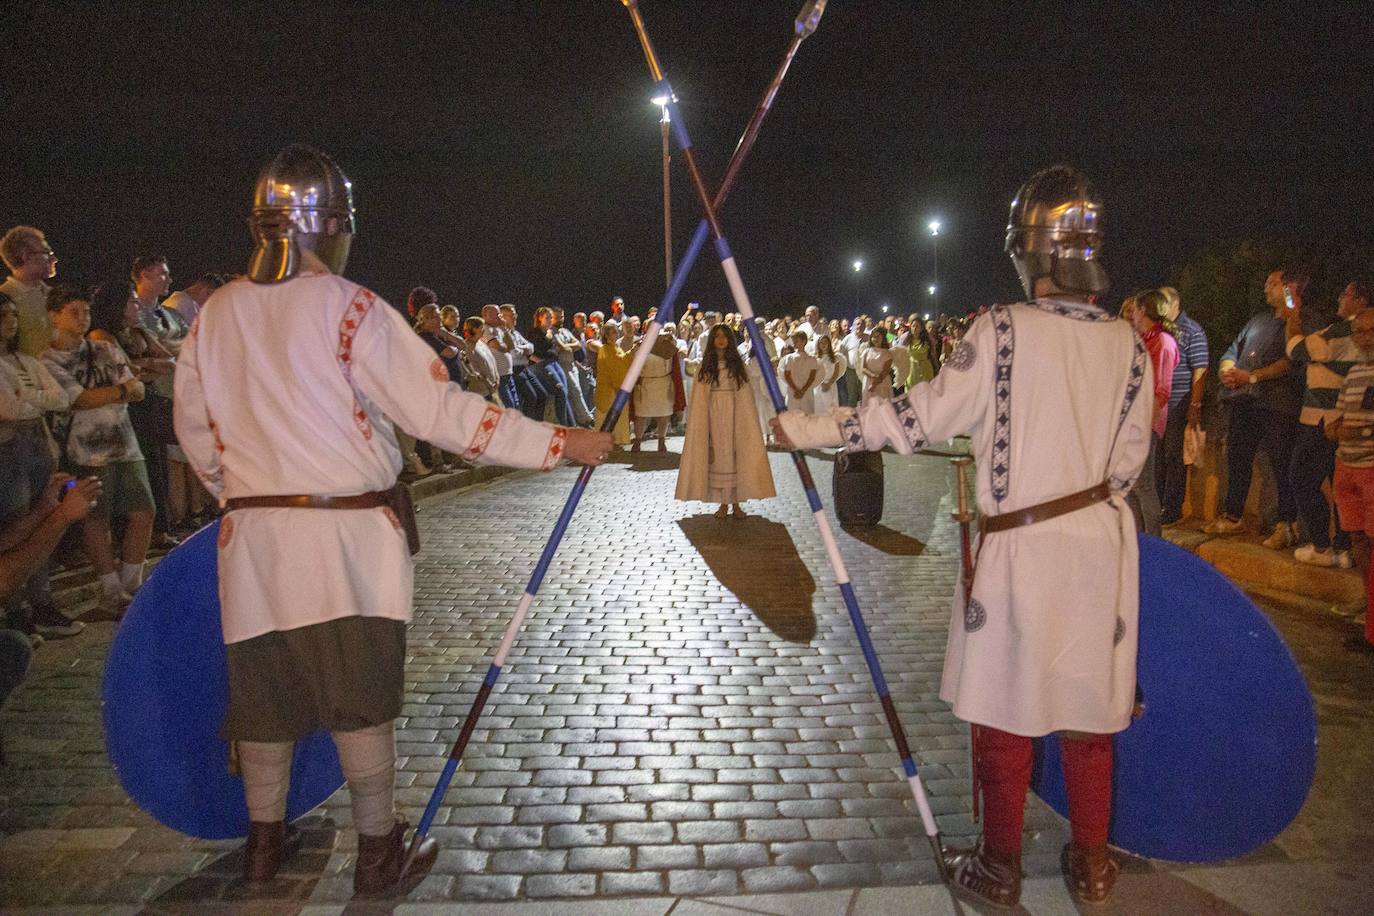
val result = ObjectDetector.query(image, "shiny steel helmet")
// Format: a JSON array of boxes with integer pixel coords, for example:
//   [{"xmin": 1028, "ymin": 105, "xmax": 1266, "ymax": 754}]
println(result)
[
  {"xmin": 1005, "ymin": 165, "xmax": 1107, "ymax": 299},
  {"xmin": 247, "ymin": 144, "xmax": 356, "ymax": 284}
]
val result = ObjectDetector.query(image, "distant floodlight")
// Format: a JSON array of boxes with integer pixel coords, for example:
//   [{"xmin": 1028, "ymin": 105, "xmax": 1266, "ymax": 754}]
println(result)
[
  {"xmin": 852, "ymin": 259, "xmax": 864, "ymax": 272},
  {"xmin": 881, "ymin": 304, "xmax": 890, "ymax": 313},
  {"xmin": 928, "ymin": 219, "xmax": 941, "ymax": 236},
  {"xmin": 928, "ymin": 285, "xmax": 937, "ymax": 296},
  {"xmin": 651, "ymin": 94, "xmax": 671, "ymax": 106},
  {"xmin": 923, "ymin": 313, "xmax": 931, "ymax": 321}
]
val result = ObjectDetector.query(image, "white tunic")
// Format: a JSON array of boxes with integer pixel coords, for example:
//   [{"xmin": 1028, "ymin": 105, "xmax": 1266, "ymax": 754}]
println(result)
[
  {"xmin": 173, "ymin": 273, "xmax": 561, "ymax": 645},
  {"xmin": 779, "ymin": 351, "xmax": 820, "ymax": 414},
  {"xmin": 812, "ymin": 354, "xmax": 846, "ymax": 413},
  {"xmin": 780, "ymin": 299, "xmax": 1152, "ymax": 736}
]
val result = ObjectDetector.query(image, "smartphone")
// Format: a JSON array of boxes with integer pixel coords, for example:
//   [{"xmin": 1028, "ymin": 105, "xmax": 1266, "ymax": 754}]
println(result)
[
  {"xmin": 63, "ymin": 479, "xmax": 78, "ymax": 492},
  {"xmin": 1284, "ymin": 287, "xmax": 1296, "ymax": 310}
]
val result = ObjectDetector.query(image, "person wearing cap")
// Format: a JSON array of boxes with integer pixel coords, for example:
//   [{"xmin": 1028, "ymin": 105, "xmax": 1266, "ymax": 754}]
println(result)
[
  {"xmin": 774, "ymin": 165, "xmax": 1151, "ymax": 908},
  {"xmin": 173, "ymin": 145, "xmax": 611, "ymax": 895}
]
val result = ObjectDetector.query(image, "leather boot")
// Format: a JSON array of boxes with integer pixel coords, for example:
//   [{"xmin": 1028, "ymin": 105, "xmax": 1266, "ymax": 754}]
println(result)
[
  {"xmin": 943, "ymin": 838, "xmax": 1022, "ymax": 910},
  {"xmin": 242, "ymin": 820, "xmax": 302, "ymax": 883},
  {"xmin": 1063, "ymin": 842, "xmax": 1121, "ymax": 905},
  {"xmin": 353, "ymin": 820, "xmax": 438, "ymax": 897}
]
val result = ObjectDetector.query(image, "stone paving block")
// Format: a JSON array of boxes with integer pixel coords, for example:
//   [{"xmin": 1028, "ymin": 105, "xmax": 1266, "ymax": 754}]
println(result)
[
  {"xmin": 702, "ymin": 842, "xmax": 770, "ymax": 868},
  {"xmin": 612, "ymin": 822, "xmax": 675, "ymax": 845},
  {"xmin": 525, "ymin": 872, "xmax": 596, "ymax": 898},
  {"xmin": 677, "ymin": 820, "xmax": 742, "ymax": 843},
  {"xmin": 637, "ymin": 844, "xmax": 700, "ymax": 869},
  {"xmin": 599, "ymin": 870, "xmax": 667, "ymax": 897},
  {"xmin": 568, "ymin": 845, "xmax": 632, "ymax": 871},
  {"xmin": 667, "ymin": 868, "xmax": 741, "ymax": 896},
  {"xmin": 454, "ymin": 874, "xmax": 523, "ymax": 901},
  {"xmin": 740, "ymin": 864, "xmax": 818, "ymax": 894},
  {"xmin": 490, "ymin": 848, "xmax": 568, "ymax": 874}
]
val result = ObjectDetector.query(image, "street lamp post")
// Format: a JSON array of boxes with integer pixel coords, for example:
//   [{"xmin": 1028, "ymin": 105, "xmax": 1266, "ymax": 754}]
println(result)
[
  {"xmin": 927, "ymin": 219, "xmax": 941, "ymax": 317},
  {"xmin": 653, "ymin": 95, "xmax": 672, "ymax": 291},
  {"xmin": 851, "ymin": 258, "xmax": 863, "ymax": 314}
]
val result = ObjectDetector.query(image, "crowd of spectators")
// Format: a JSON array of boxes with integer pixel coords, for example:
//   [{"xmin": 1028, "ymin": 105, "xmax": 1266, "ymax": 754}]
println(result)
[{"xmin": 4, "ymin": 214, "xmax": 1372, "ymax": 694}]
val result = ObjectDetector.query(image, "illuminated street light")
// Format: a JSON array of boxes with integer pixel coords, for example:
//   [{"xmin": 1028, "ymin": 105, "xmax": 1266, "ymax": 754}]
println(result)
[
  {"xmin": 928, "ymin": 285, "xmax": 937, "ymax": 296},
  {"xmin": 852, "ymin": 259, "xmax": 863, "ymax": 272},
  {"xmin": 881, "ymin": 303, "xmax": 890, "ymax": 314},
  {"xmin": 923, "ymin": 313, "xmax": 931, "ymax": 321},
  {"xmin": 928, "ymin": 219, "xmax": 941, "ymax": 237},
  {"xmin": 927, "ymin": 217, "xmax": 943, "ymax": 317},
  {"xmin": 652, "ymin": 95, "xmax": 672, "ymax": 290}
]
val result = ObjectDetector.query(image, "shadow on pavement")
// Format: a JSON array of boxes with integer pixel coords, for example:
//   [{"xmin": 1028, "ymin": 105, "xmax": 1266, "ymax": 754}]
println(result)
[
  {"xmin": 679, "ymin": 514, "xmax": 817, "ymax": 642},
  {"xmin": 841, "ymin": 522, "xmax": 927, "ymax": 556},
  {"xmin": 141, "ymin": 814, "xmax": 340, "ymax": 914},
  {"xmin": 622, "ymin": 450, "xmax": 681, "ymax": 472}
]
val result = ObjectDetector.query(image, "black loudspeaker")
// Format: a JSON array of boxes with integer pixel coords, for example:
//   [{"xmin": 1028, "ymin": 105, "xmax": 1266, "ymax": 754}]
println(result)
[{"xmin": 832, "ymin": 449, "xmax": 884, "ymax": 526}]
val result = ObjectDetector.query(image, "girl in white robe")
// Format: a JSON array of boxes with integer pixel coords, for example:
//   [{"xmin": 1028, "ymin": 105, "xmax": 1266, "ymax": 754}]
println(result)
[
  {"xmin": 676, "ymin": 324, "xmax": 775, "ymax": 518},
  {"xmin": 812, "ymin": 335, "xmax": 846, "ymax": 414},
  {"xmin": 860, "ymin": 326, "xmax": 894, "ymax": 402}
]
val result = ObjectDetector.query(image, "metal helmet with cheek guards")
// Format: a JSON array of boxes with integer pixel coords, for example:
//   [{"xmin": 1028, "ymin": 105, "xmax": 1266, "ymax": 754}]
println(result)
[
  {"xmin": 247, "ymin": 144, "xmax": 356, "ymax": 284},
  {"xmin": 1005, "ymin": 164, "xmax": 1108, "ymax": 300}
]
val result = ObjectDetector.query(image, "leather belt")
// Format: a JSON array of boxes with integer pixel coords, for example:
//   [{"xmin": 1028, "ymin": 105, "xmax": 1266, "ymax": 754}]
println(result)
[
  {"xmin": 224, "ymin": 484, "xmax": 420, "ymax": 555},
  {"xmin": 224, "ymin": 490, "xmax": 392, "ymax": 511},
  {"xmin": 980, "ymin": 481, "xmax": 1112, "ymax": 535}
]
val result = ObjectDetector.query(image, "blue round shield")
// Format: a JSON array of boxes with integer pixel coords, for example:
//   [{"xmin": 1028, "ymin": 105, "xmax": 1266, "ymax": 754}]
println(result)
[
  {"xmin": 101, "ymin": 521, "xmax": 344, "ymax": 840},
  {"xmin": 1032, "ymin": 534, "xmax": 1317, "ymax": 862}
]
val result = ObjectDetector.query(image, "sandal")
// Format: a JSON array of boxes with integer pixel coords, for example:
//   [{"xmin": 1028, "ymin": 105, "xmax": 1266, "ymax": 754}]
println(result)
[
  {"xmin": 942, "ymin": 839, "xmax": 1021, "ymax": 910},
  {"xmin": 657, "ymin": 440, "xmax": 668, "ymax": 452},
  {"xmin": 731, "ymin": 504, "xmax": 748, "ymax": 518},
  {"xmin": 714, "ymin": 505, "xmax": 730, "ymax": 519},
  {"xmin": 1062, "ymin": 842, "xmax": 1120, "ymax": 905}
]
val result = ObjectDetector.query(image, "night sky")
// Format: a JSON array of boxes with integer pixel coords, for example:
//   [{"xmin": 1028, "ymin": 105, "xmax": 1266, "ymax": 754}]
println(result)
[{"xmin": 7, "ymin": 1, "xmax": 1372, "ymax": 320}]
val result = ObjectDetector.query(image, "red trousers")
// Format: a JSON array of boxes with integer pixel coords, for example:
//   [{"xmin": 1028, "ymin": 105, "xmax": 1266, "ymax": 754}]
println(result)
[{"xmin": 974, "ymin": 724, "xmax": 1112, "ymax": 857}]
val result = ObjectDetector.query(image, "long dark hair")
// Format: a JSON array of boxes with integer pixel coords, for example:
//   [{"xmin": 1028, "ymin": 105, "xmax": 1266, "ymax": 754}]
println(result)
[
  {"xmin": 698, "ymin": 324, "xmax": 748, "ymax": 386},
  {"xmin": 89, "ymin": 280, "xmax": 134, "ymax": 338}
]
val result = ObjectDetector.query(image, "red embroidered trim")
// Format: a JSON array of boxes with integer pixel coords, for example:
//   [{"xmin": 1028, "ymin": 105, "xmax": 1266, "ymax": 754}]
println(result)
[
  {"xmin": 542, "ymin": 427, "xmax": 567, "ymax": 471},
  {"xmin": 430, "ymin": 358, "xmax": 449, "ymax": 382},
  {"xmin": 217, "ymin": 515, "xmax": 235, "ymax": 549},
  {"xmin": 208, "ymin": 418, "xmax": 225, "ymax": 454},
  {"xmin": 337, "ymin": 288, "xmax": 377, "ymax": 440},
  {"xmin": 462, "ymin": 404, "xmax": 502, "ymax": 461}
]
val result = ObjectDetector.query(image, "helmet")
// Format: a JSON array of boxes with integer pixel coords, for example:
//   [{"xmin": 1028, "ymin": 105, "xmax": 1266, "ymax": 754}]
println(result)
[
  {"xmin": 247, "ymin": 144, "xmax": 356, "ymax": 284},
  {"xmin": 1005, "ymin": 165, "xmax": 1107, "ymax": 299}
]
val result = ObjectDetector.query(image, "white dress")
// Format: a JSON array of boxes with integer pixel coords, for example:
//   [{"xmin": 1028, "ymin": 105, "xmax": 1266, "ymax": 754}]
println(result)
[
  {"xmin": 861, "ymin": 348, "xmax": 894, "ymax": 401},
  {"xmin": 778, "ymin": 299, "xmax": 1152, "ymax": 736},
  {"xmin": 174, "ymin": 273, "xmax": 561, "ymax": 645},
  {"xmin": 812, "ymin": 354, "xmax": 846, "ymax": 413},
  {"xmin": 779, "ymin": 351, "xmax": 820, "ymax": 414}
]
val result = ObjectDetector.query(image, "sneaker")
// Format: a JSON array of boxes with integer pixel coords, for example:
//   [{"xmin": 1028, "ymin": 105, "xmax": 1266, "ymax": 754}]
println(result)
[
  {"xmin": 1204, "ymin": 515, "xmax": 1245, "ymax": 535},
  {"xmin": 94, "ymin": 588, "xmax": 132, "ymax": 621},
  {"xmin": 1334, "ymin": 550, "xmax": 1355, "ymax": 569},
  {"xmin": 1261, "ymin": 522, "xmax": 1299, "ymax": 550},
  {"xmin": 1294, "ymin": 544, "xmax": 1335, "ymax": 567},
  {"xmin": 32, "ymin": 606, "xmax": 84, "ymax": 639}
]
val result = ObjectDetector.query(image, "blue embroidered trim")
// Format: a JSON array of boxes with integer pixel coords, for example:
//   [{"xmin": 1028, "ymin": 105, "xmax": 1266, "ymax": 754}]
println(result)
[
  {"xmin": 840, "ymin": 412, "xmax": 865, "ymax": 452},
  {"xmin": 1026, "ymin": 298, "xmax": 1115, "ymax": 322},
  {"xmin": 1119, "ymin": 336, "xmax": 1147, "ymax": 427},
  {"xmin": 965, "ymin": 598, "xmax": 987, "ymax": 633},
  {"xmin": 990, "ymin": 305, "xmax": 1014, "ymax": 504},
  {"xmin": 946, "ymin": 340, "xmax": 976, "ymax": 371},
  {"xmin": 893, "ymin": 397, "xmax": 928, "ymax": 451}
]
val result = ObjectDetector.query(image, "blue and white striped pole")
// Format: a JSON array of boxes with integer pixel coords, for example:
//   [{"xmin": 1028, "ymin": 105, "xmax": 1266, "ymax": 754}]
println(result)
[
  {"xmin": 620, "ymin": 0, "xmax": 946, "ymax": 871},
  {"xmin": 403, "ymin": 1, "xmax": 828, "ymax": 871}
]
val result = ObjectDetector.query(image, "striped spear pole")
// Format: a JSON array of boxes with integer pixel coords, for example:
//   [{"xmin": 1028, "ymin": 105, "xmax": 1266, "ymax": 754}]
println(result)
[
  {"xmin": 402, "ymin": 0, "xmax": 829, "ymax": 872},
  {"xmin": 618, "ymin": 0, "xmax": 948, "ymax": 874}
]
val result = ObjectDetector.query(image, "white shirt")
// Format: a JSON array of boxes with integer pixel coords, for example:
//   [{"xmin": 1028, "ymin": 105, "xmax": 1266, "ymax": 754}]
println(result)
[
  {"xmin": 779, "ymin": 350, "xmax": 820, "ymax": 413},
  {"xmin": 840, "ymin": 330, "xmax": 865, "ymax": 368},
  {"xmin": 0, "ymin": 350, "xmax": 69, "ymax": 421},
  {"xmin": 780, "ymin": 299, "xmax": 1152, "ymax": 736},
  {"xmin": 484, "ymin": 324, "xmax": 515, "ymax": 376},
  {"xmin": 165, "ymin": 290, "xmax": 203, "ymax": 326},
  {"xmin": 174, "ymin": 274, "xmax": 563, "ymax": 644}
]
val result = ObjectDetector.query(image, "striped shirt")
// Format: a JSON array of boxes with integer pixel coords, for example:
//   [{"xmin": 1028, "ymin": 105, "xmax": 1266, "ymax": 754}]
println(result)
[
  {"xmin": 1337, "ymin": 362, "xmax": 1374, "ymax": 468},
  {"xmin": 1168, "ymin": 311, "xmax": 1209, "ymax": 408},
  {"xmin": 1288, "ymin": 318, "xmax": 1360, "ymax": 426}
]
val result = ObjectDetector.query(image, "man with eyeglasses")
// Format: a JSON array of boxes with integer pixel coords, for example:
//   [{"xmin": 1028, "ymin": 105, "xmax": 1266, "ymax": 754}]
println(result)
[{"xmin": 0, "ymin": 226, "xmax": 59, "ymax": 357}]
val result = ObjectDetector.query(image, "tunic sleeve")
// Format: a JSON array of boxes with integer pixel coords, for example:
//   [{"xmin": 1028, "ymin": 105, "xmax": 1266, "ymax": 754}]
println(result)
[
  {"xmin": 171, "ymin": 320, "xmax": 226, "ymax": 497},
  {"xmin": 777, "ymin": 316, "xmax": 995, "ymax": 452},
  {"xmin": 351, "ymin": 302, "xmax": 563, "ymax": 470}
]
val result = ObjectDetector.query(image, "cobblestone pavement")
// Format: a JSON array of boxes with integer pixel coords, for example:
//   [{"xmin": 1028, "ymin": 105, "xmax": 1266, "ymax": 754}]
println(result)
[{"xmin": 1, "ymin": 440, "xmax": 1371, "ymax": 913}]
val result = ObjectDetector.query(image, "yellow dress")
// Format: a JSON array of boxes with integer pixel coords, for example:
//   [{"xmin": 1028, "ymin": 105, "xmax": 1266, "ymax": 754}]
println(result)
[{"xmin": 595, "ymin": 343, "xmax": 633, "ymax": 445}]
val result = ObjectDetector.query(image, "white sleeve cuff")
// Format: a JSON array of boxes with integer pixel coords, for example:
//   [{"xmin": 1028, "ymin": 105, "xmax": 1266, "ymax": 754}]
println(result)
[{"xmin": 777, "ymin": 407, "xmax": 848, "ymax": 450}]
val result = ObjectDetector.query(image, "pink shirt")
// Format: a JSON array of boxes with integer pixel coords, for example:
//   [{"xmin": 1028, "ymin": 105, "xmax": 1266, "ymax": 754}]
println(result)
[{"xmin": 1141, "ymin": 324, "xmax": 1179, "ymax": 437}]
